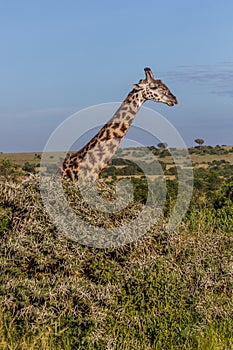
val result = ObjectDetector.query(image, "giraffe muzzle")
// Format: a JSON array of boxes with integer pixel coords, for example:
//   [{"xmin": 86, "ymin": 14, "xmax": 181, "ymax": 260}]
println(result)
[{"xmin": 168, "ymin": 97, "xmax": 178, "ymax": 106}]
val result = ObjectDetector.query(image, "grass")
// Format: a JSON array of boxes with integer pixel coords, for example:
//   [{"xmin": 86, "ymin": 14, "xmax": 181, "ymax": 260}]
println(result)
[
  {"xmin": 189, "ymin": 153, "xmax": 233, "ymax": 165},
  {"xmin": 1, "ymin": 146, "xmax": 233, "ymax": 168},
  {"xmin": 0, "ymin": 152, "xmax": 42, "ymax": 166},
  {"xmin": 0, "ymin": 175, "xmax": 232, "ymax": 349}
]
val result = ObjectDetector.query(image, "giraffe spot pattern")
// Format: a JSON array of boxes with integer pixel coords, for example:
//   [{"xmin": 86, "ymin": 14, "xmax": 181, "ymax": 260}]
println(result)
[{"xmin": 62, "ymin": 72, "xmax": 177, "ymax": 181}]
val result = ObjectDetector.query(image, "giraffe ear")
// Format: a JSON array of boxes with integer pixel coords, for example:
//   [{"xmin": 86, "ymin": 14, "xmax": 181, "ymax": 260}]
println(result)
[{"xmin": 132, "ymin": 83, "xmax": 143, "ymax": 90}]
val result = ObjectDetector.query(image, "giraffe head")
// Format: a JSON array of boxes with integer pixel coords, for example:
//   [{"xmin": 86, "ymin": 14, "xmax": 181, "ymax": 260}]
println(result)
[{"xmin": 133, "ymin": 67, "xmax": 178, "ymax": 106}]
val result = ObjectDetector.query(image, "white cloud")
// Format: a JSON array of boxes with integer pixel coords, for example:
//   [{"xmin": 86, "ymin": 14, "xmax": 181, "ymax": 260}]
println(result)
[{"xmin": 162, "ymin": 62, "xmax": 233, "ymax": 98}]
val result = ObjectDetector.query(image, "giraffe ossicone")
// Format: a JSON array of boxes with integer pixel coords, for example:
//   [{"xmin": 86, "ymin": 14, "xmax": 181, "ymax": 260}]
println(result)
[{"xmin": 62, "ymin": 67, "xmax": 178, "ymax": 182}]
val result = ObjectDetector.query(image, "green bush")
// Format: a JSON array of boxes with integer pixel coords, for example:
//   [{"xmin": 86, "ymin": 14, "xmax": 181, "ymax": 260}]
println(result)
[
  {"xmin": 0, "ymin": 216, "xmax": 10, "ymax": 233},
  {"xmin": 0, "ymin": 171, "xmax": 232, "ymax": 349}
]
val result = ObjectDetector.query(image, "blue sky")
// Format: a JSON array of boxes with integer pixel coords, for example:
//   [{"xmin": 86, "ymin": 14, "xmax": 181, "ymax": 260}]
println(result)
[{"xmin": 1, "ymin": 0, "xmax": 233, "ymax": 152}]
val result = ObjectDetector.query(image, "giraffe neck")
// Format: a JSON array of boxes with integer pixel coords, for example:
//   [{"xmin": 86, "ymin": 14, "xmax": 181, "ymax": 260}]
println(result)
[{"xmin": 62, "ymin": 90, "xmax": 146, "ymax": 181}]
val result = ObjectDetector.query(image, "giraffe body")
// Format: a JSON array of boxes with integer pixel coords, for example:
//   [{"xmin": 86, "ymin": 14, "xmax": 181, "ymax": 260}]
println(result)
[{"xmin": 62, "ymin": 68, "xmax": 177, "ymax": 181}]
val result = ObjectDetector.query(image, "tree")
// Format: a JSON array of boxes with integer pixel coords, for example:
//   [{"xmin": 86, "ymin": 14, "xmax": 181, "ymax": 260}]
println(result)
[
  {"xmin": 194, "ymin": 138, "xmax": 205, "ymax": 146},
  {"xmin": 0, "ymin": 159, "xmax": 22, "ymax": 178},
  {"xmin": 213, "ymin": 180, "xmax": 233, "ymax": 209},
  {"xmin": 157, "ymin": 142, "xmax": 168, "ymax": 149},
  {"xmin": 34, "ymin": 153, "xmax": 41, "ymax": 160},
  {"xmin": 0, "ymin": 160, "xmax": 15, "ymax": 176},
  {"xmin": 22, "ymin": 162, "xmax": 36, "ymax": 173}
]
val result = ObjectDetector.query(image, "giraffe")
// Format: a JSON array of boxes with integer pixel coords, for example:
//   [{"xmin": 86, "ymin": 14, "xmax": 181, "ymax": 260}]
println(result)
[{"xmin": 62, "ymin": 67, "xmax": 177, "ymax": 182}]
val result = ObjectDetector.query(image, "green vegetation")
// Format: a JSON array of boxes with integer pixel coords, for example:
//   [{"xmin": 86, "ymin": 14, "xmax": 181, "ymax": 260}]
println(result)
[{"xmin": 0, "ymin": 146, "xmax": 232, "ymax": 349}]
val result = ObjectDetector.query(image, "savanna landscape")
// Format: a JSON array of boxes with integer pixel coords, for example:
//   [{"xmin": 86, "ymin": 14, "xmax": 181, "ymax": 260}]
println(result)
[
  {"xmin": 2, "ymin": 0, "xmax": 233, "ymax": 349},
  {"xmin": 0, "ymin": 144, "xmax": 232, "ymax": 349}
]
